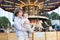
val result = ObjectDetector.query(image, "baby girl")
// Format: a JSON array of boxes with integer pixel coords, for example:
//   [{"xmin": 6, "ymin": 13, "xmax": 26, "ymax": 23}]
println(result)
[{"xmin": 23, "ymin": 13, "xmax": 34, "ymax": 33}]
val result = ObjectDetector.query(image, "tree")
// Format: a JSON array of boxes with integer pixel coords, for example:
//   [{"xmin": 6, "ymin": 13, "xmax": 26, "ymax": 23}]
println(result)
[
  {"xmin": 50, "ymin": 12, "xmax": 60, "ymax": 20},
  {"xmin": 58, "ymin": 16, "xmax": 60, "ymax": 20},
  {"xmin": 0, "ymin": 16, "xmax": 11, "ymax": 29}
]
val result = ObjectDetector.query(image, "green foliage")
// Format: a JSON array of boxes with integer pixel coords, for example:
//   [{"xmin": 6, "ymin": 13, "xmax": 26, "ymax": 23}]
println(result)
[
  {"xmin": 46, "ymin": 19, "xmax": 52, "ymax": 26},
  {"xmin": 50, "ymin": 12, "xmax": 59, "ymax": 20},
  {"xmin": 0, "ymin": 16, "xmax": 11, "ymax": 29},
  {"xmin": 45, "ymin": 12, "xmax": 60, "ymax": 26},
  {"xmin": 46, "ymin": 12, "xmax": 60, "ymax": 20},
  {"xmin": 58, "ymin": 16, "xmax": 60, "ymax": 20}
]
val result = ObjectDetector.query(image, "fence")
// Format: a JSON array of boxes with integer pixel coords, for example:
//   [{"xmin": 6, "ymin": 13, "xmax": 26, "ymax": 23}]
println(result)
[{"xmin": 0, "ymin": 32, "xmax": 60, "ymax": 40}]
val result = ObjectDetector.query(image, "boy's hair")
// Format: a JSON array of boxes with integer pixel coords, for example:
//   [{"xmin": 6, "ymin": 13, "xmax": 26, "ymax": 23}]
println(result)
[{"xmin": 14, "ymin": 8, "xmax": 23, "ymax": 16}]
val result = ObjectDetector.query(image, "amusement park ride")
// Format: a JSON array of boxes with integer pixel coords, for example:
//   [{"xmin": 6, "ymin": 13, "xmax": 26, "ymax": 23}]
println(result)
[
  {"xmin": 0, "ymin": 0, "xmax": 60, "ymax": 12},
  {"xmin": 0, "ymin": 0, "xmax": 60, "ymax": 31}
]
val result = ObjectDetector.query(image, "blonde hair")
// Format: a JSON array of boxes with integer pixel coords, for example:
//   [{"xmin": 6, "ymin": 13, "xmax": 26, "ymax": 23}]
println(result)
[{"xmin": 23, "ymin": 13, "xmax": 28, "ymax": 16}]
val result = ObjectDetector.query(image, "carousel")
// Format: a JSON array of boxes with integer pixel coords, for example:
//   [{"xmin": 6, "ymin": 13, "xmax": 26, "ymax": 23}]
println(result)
[{"xmin": 0, "ymin": 0, "xmax": 60, "ymax": 31}]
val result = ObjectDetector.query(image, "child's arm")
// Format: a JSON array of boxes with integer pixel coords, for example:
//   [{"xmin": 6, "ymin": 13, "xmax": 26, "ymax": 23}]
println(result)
[{"xmin": 26, "ymin": 25, "xmax": 35, "ymax": 33}]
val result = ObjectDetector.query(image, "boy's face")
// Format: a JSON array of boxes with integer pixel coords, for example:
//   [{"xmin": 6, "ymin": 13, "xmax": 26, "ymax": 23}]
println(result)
[{"xmin": 17, "ymin": 11, "xmax": 23, "ymax": 17}]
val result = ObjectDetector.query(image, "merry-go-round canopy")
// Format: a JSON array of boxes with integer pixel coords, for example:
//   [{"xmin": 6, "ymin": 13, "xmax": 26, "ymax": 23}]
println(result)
[{"xmin": 0, "ymin": 0, "xmax": 60, "ymax": 12}]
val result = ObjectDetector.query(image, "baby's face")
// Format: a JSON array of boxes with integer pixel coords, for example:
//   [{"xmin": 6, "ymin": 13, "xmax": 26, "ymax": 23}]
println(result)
[{"xmin": 24, "ymin": 14, "xmax": 28, "ymax": 18}]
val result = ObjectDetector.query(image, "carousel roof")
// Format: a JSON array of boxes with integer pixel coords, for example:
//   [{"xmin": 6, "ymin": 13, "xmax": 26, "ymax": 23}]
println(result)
[{"xmin": 0, "ymin": 0, "xmax": 60, "ymax": 12}]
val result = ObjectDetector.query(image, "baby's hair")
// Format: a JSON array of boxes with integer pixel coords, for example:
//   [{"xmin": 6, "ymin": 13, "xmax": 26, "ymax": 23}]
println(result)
[
  {"xmin": 23, "ymin": 13, "xmax": 28, "ymax": 16},
  {"xmin": 24, "ymin": 13, "xmax": 28, "ymax": 15}
]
